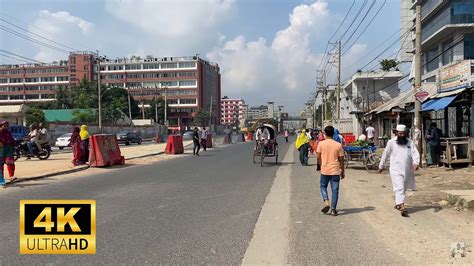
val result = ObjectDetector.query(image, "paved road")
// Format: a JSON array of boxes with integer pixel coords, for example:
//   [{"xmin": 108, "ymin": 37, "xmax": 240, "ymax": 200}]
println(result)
[
  {"xmin": 0, "ymin": 139, "xmax": 289, "ymax": 264},
  {"xmin": 0, "ymin": 137, "xmax": 470, "ymax": 264}
]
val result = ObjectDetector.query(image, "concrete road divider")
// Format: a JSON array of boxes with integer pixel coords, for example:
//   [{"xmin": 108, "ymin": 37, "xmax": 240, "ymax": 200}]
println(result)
[
  {"xmin": 165, "ymin": 135, "xmax": 184, "ymax": 154},
  {"xmin": 89, "ymin": 134, "xmax": 125, "ymax": 167},
  {"xmin": 206, "ymin": 134, "xmax": 213, "ymax": 148}
]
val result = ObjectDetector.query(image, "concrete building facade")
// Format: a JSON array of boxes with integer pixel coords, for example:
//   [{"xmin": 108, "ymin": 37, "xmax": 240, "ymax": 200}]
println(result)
[{"xmin": 220, "ymin": 97, "xmax": 245, "ymax": 125}]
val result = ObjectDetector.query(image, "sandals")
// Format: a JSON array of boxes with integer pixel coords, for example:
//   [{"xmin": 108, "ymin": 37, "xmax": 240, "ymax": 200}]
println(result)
[{"xmin": 395, "ymin": 204, "xmax": 409, "ymax": 217}]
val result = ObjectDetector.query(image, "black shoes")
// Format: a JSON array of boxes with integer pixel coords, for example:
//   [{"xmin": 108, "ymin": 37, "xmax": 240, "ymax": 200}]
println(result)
[
  {"xmin": 329, "ymin": 209, "xmax": 338, "ymax": 216},
  {"xmin": 321, "ymin": 205, "xmax": 330, "ymax": 213}
]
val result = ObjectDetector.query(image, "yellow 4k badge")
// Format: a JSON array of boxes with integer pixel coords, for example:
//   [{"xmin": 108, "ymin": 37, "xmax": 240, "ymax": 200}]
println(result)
[{"xmin": 19, "ymin": 200, "xmax": 96, "ymax": 254}]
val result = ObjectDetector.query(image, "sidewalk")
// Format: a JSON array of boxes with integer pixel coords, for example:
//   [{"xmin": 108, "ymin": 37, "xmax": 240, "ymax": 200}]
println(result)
[
  {"xmin": 407, "ymin": 166, "xmax": 474, "ymax": 210},
  {"xmin": 11, "ymin": 140, "xmax": 194, "ymax": 181}
]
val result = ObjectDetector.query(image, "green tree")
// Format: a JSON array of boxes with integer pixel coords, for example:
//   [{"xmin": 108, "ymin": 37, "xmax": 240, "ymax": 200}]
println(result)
[
  {"xmin": 25, "ymin": 107, "xmax": 46, "ymax": 126},
  {"xmin": 71, "ymin": 79, "xmax": 98, "ymax": 109},
  {"xmin": 144, "ymin": 97, "xmax": 170, "ymax": 123},
  {"xmin": 54, "ymin": 86, "xmax": 72, "ymax": 109},
  {"xmin": 379, "ymin": 59, "xmax": 398, "ymax": 71},
  {"xmin": 101, "ymin": 86, "xmax": 139, "ymax": 124},
  {"xmin": 194, "ymin": 108, "xmax": 210, "ymax": 126},
  {"xmin": 72, "ymin": 109, "xmax": 96, "ymax": 123}
]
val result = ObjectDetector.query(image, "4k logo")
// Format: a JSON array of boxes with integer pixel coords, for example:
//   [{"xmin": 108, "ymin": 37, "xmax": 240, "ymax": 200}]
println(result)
[{"xmin": 20, "ymin": 200, "xmax": 96, "ymax": 254}]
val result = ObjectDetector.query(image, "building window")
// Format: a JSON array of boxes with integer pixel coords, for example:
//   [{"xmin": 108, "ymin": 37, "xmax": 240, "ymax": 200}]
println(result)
[
  {"xmin": 10, "ymin": 95, "xmax": 24, "ymax": 100},
  {"xmin": 143, "ymin": 64, "xmax": 160, "ymax": 69},
  {"xmin": 179, "ymin": 80, "xmax": 196, "ymax": 86},
  {"xmin": 0, "ymin": 79, "xmax": 7, "ymax": 83},
  {"xmin": 180, "ymin": 99, "xmax": 196, "ymax": 104},
  {"xmin": 25, "ymin": 94, "xmax": 40, "ymax": 99},
  {"xmin": 84, "ymin": 65, "xmax": 89, "ymax": 71},
  {"xmin": 168, "ymin": 99, "xmax": 178, "ymax": 104},
  {"xmin": 426, "ymin": 46, "xmax": 439, "ymax": 73},
  {"xmin": 57, "ymin": 76, "xmax": 69, "ymax": 81},
  {"xmin": 442, "ymin": 38, "xmax": 454, "ymax": 65},
  {"xmin": 161, "ymin": 72, "xmax": 177, "ymax": 78},
  {"xmin": 41, "ymin": 77, "xmax": 55, "ymax": 82},
  {"xmin": 70, "ymin": 56, "xmax": 76, "ymax": 64},
  {"xmin": 179, "ymin": 62, "xmax": 196, "ymax": 68},
  {"xmin": 161, "ymin": 63, "xmax": 178, "ymax": 69},
  {"xmin": 10, "ymin": 78, "xmax": 22, "ymax": 83},
  {"xmin": 464, "ymin": 33, "xmax": 474, "ymax": 59},
  {"xmin": 125, "ymin": 64, "xmax": 142, "ymax": 70}
]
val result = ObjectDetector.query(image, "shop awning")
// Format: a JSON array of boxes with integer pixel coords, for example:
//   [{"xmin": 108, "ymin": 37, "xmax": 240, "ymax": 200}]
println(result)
[{"xmin": 421, "ymin": 96, "xmax": 457, "ymax": 111}]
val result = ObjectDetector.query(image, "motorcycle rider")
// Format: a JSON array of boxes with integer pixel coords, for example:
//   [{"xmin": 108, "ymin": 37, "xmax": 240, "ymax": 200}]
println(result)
[
  {"xmin": 36, "ymin": 122, "xmax": 48, "ymax": 151},
  {"xmin": 26, "ymin": 123, "xmax": 38, "ymax": 158}
]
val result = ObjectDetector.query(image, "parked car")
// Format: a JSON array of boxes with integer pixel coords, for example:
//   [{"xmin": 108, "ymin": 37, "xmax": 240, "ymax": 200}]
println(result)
[
  {"xmin": 55, "ymin": 133, "xmax": 72, "ymax": 150},
  {"xmin": 116, "ymin": 132, "xmax": 142, "ymax": 145},
  {"xmin": 182, "ymin": 131, "xmax": 194, "ymax": 140}
]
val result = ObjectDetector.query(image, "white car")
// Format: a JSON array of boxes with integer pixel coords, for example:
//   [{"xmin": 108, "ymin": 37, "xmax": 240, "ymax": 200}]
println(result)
[{"xmin": 55, "ymin": 133, "xmax": 72, "ymax": 150}]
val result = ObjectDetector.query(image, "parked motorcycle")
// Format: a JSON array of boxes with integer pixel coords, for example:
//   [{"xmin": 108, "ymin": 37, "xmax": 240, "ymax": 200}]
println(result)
[{"xmin": 14, "ymin": 139, "xmax": 51, "ymax": 161}]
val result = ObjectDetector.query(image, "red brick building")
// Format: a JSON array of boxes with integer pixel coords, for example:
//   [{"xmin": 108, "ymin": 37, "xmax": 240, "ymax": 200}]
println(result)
[{"xmin": 0, "ymin": 53, "xmax": 221, "ymax": 128}]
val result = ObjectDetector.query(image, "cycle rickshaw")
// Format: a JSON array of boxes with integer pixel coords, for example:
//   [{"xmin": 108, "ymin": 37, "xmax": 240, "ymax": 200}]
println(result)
[{"xmin": 253, "ymin": 124, "xmax": 279, "ymax": 167}]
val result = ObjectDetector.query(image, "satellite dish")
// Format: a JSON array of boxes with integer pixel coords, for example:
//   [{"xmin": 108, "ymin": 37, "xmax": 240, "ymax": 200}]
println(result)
[{"xmin": 353, "ymin": 97, "xmax": 362, "ymax": 105}]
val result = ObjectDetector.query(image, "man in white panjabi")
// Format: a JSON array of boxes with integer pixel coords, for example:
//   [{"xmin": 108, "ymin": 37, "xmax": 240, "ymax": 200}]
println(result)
[{"xmin": 378, "ymin": 124, "xmax": 420, "ymax": 217}]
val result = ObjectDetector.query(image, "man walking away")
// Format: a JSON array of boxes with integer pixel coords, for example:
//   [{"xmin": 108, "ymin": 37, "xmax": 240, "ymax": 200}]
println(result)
[
  {"xmin": 201, "ymin": 127, "xmax": 208, "ymax": 151},
  {"xmin": 284, "ymin": 129, "xmax": 289, "ymax": 143},
  {"xmin": 366, "ymin": 123, "xmax": 376, "ymax": 143},
  {"xmin": 378, "ymin": 125, "xmax": 420, "ymax": 217},
  {"xmin": 193, "ymin": 127, "xmax": 201, "ymax": 156},
  {"xmin": 317, "ymin": 126, "xmax": 345, "ymax": 216},
  {"xmin": 295, "ymin": 128, "xmax": 309, "ymax": 166},
  {"xmin": 426, "ymin": 122, "xmax": 441, "ymax": 167}
]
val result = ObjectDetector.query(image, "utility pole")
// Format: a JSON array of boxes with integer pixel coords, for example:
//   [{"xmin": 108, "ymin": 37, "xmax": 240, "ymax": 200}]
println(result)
[
  {"xmin": 209, "ymin": 94, "xmax": 213, "ymax": 128},
  {"xmin": 336, "ymin": 40, "xmax": 341, "ymax": 120},
  {"xmin": 414, "ymin": 4, "xmax": 422, "ymax": 165},
  {"xmin": 96, "ymin": 50, "xmax": 102, "ymax": 132}
]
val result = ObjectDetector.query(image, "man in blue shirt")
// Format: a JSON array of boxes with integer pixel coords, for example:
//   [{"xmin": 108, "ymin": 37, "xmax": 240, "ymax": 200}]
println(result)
[{"xmin": 427, "ymin": 122, "xmax": 442, "ymax": 167}]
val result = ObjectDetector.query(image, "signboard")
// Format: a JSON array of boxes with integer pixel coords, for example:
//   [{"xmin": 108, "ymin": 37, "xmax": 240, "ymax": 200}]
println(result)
[
  {"xmin": 439, "ymin": 60, "xmax": 471, "ymax": 92},
  {"xmin": 415, "ymin": 90, "xmax": 429, "ymax": 102}
]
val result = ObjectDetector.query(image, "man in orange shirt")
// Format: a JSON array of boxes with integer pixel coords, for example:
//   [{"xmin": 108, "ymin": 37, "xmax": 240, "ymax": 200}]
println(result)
[{"xmin": 316, "ymin": 126, "xmax": 345, "ymax": 216}]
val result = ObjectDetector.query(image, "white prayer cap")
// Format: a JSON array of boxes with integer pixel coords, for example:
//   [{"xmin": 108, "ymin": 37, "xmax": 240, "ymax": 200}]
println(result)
[{"xmin": 396, "ymin": 124, "xmax": 407, "ymax": 132}]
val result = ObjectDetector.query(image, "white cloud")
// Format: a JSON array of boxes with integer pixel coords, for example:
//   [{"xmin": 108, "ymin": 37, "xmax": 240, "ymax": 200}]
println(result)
[
  {"xmin": 104, "ymin": 0, "xmax": 236, "ymax": 55},
  {"xmin": 30, "ymin": 10, "xmax": 94, "ymax": 62},
  {"xmin": 207, "ymin": 0, "xmax": 344, "ymax": 112}
]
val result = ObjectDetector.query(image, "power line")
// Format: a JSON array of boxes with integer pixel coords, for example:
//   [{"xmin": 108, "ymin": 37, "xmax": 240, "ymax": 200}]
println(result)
[
  {"xmin": 341, "ymin": 0, "xmax": 387, "ymax": 55},
  {"xmin": 0, "ymin": 25, "xmax": 70, "ymax": 54},
  {"xmin": 328, "ymin": 0, "xmax": 356, "ymax": 44},
  {"xmin": 0, "ymin": 49, "xmax": 45, "ymax": 64},
  {"xmin": 341, "ymin": 0, "xmax": 376, "ymax": 49},
  {"xmin": 0, "ymin": 12, "xmax": 92, "ymax": 51},
  {"xmin": 0, "ymin": 18, "xmax": 79, "ymax": 51},
  {"xmin": 337, "ymin": 0, "xmax": 368, "ymax": 41}
]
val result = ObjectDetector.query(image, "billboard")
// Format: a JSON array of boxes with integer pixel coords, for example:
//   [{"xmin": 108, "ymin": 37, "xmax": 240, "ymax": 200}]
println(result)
[{"xmin": 438, "ymin": 60, "xmax": 471, "ymax": 92}]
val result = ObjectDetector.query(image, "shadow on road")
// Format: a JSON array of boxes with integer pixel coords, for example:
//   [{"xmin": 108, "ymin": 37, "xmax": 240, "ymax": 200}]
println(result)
[
  {"xmin": 338, "ymin": 206, "xmax": 376, "ymax": 216},
  {"xmin": 408, "ymin": 205, "xmax": 442, "ymax": 214},
  {"xmin": 5, "ymin": 182, "xmax": 49, "ymax": 188}
]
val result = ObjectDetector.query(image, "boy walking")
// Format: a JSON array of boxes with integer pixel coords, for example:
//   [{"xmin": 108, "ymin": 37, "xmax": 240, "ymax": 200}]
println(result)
[{"xmin": 316, "ymin": 126, "xmax": 345, "ymax": 216}]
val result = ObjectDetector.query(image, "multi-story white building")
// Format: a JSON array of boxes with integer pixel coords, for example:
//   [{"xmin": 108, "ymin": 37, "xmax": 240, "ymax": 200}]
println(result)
[
  {"xmin": 247, "ymin": 105, "xmax": 268, "ymax": 119},
  {"xmin": 220, "ymin": 96, "xmax": 245, "ymax": 125},
  {"xmin": 99, "ymin": 55, "xmax": 221, "ymax": 129}
]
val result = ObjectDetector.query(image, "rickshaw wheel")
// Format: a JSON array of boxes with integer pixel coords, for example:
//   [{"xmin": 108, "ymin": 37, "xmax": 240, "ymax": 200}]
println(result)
[
  {"xmin": 260, "ymin": 145, "xmax": 265, "ymax": 167},
  {"xmin": 253, "ymin": 149, "xmax": 257, "ymax": 164}
]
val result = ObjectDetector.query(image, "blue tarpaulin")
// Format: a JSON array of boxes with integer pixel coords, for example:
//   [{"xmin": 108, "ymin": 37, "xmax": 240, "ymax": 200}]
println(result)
[{"xmin": 421, "ymin": 96, "xmax": 457, "ymax": 111}]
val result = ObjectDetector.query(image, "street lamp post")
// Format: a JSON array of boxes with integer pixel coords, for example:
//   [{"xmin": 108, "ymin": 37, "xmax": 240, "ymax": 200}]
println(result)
[
  {"xmin": 160, "ymin": 81, "xmax": 171, "ymax": 126},
  {"xmin": 95, "ymin": 51, "xmax": 107, "ymax": 132}
]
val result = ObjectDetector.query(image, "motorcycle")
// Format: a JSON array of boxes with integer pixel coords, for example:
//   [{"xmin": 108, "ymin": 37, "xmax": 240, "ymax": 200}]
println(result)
[{"xmin": 14, "ymin": 139, "xmax": 51, "ymax": 161}]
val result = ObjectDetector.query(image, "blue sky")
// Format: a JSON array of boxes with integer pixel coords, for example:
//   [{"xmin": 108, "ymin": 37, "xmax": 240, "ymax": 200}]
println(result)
[{"xmin": 0, "ymin": 0, "xmax": 401, "ymax": 114}]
